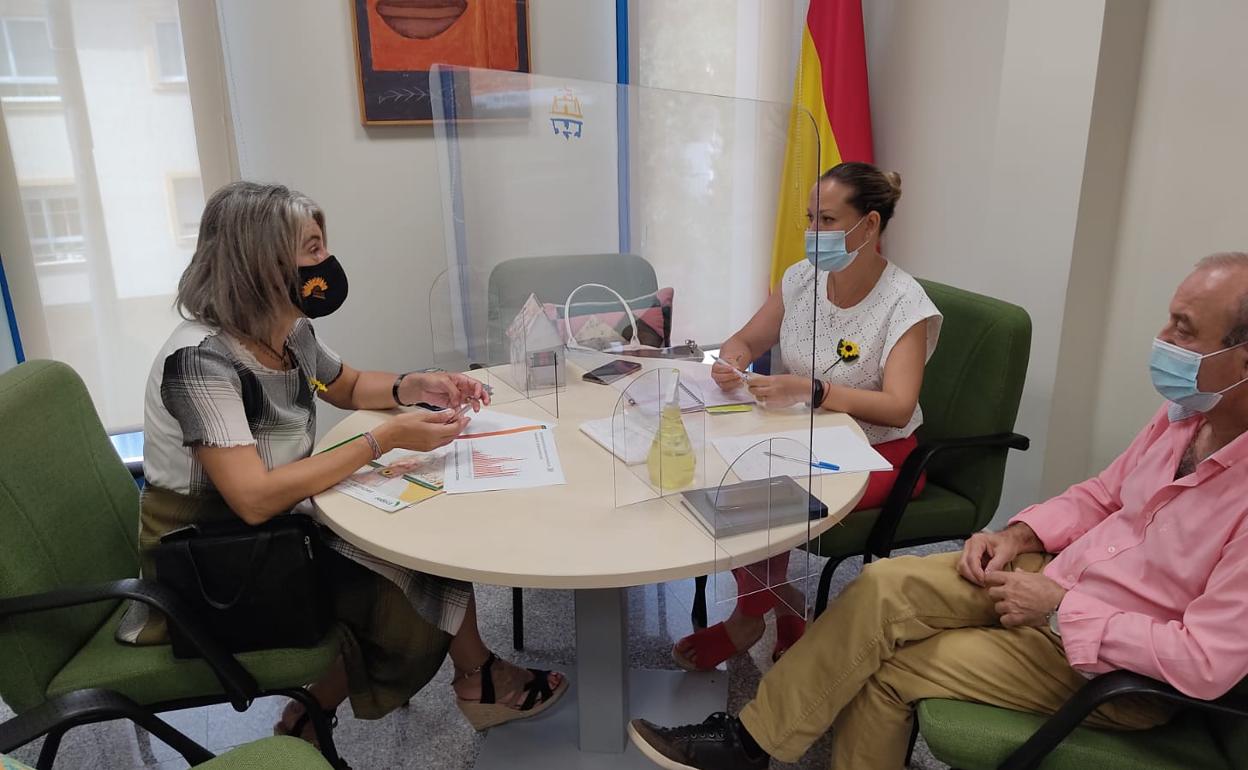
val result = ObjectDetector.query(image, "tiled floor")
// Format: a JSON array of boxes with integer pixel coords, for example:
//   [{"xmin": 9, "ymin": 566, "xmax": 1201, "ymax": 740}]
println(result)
[{"xmin": 1, "ymin": 545, "xmax": 955, "ymax": 769}]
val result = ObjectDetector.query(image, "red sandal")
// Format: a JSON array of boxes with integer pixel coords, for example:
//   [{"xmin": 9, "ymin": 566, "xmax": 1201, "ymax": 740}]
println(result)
[
  {"xmin": 672, "ymin": 623, "xmax": 747, "ymax": 672},
  {"xmin": 772, "ymin": 615, "xmax": 806, "ymax": 661}
]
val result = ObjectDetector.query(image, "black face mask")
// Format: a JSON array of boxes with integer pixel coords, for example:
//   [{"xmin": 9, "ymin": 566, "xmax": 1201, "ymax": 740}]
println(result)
[{"xmin": 294, "ymin": 255, "xmax": 349, "ymax": 318}]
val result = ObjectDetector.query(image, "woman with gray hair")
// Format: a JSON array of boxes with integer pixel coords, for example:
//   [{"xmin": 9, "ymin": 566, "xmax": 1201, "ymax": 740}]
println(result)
[{"xmin": 120, "ymin": 181, "xmax": 566, "ymax": 744}]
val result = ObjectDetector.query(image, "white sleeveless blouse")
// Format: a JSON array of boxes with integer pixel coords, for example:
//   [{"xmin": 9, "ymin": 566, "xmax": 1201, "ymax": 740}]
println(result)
[{"xmin": 779, "ymin": 260, "xmax": 942, "ymax": 445}]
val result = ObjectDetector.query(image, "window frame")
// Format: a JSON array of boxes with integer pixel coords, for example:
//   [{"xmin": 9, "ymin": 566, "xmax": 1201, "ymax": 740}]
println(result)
[
  {"xmin": 150, "ymin": 18, "xmax": 188, "ymax": 88},
  {"xmin": 165, "ymin": 172, "xmax": 204, "ymax": 244},
  {"xmin": 19, "ymin": 182, "xmax": 87, "ymax": 268}
]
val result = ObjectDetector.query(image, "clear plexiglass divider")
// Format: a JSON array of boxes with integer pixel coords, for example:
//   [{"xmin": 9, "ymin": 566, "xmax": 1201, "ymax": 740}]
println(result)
[
  {"xmin": 709, "ymin": 436, "xmax": 821, "ymax": 619},
  {"xmin": 609, "ymin": 367, "xmax": 707, "ymax": 509},
  {"xmin": 430, "ymin": 64, "xmax": 824, "ymax": 620},
  {"xmin": 426, "ymin": 266, "xmax": 565, "ymax": 418}
]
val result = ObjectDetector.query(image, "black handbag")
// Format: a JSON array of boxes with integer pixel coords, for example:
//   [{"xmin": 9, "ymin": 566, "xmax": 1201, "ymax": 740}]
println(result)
[{"xmin": 152, "ymin": 513, "xmax": 333, "ymax": 658}]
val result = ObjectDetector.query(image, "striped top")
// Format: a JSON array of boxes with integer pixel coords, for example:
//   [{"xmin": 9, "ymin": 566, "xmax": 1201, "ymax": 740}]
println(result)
[{"xmin": 143, "ymin": 318, "xmax": 343, "ymax": 495}]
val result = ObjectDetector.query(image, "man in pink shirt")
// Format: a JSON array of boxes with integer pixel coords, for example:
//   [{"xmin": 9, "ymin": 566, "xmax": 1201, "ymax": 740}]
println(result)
[{"xmin": 629, "ymin": 253, "xmax": 1248, "ymax": 770}]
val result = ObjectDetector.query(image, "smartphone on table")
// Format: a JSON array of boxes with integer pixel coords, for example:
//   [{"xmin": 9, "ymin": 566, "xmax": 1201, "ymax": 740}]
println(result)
[{"xmin": 582, "ymin": 360, "xmax": 643, "ymax": 385}]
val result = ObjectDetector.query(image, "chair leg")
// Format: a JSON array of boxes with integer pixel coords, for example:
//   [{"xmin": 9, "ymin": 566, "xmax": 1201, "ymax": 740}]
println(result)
[
  {"xmin": 814, "ymin": 555, "xmax": 852, "ymax": 618},
  {"xmin": 512, "ymin": 587, "xmax": 525, "ymax": 651},
  {"xmin": 35, "ymin": 727, "xmax": 63, "ymax": 770},
  {"xmin": 282, "ymin": 688, "xmax": 344, "ymax": 768},
  {"xmin": 904, "ymin": 720, "xmax": 919, "ymax": 767},
  {"xmin": 691, "ymin": 575, "xmax": 708, "ymax": 630},
  {"xmin": 126, "ymin": 710, "xmax": 214, "ymax": 766}
]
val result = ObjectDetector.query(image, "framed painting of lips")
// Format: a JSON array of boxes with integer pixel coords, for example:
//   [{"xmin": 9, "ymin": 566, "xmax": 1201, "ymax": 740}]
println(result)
[{"xmin": 351, "ymin": 0, "xmax": 531, "ymax": 124}]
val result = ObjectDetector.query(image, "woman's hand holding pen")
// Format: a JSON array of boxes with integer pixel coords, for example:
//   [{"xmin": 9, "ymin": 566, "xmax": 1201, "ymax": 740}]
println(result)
[
  {"xmin": 711, "ymin": 349, "xmax": 751, "ymax": 390},
  {"xmin": 402, "ymin": 372, "xmax": 491, "ymax": 411},
  {"xmin": 374, "ymin": 410, "xmax": 469, "ymax": 453},
  {"xmin": 746, "ymin": 374, "xmax": 811, "ymax": 408}
]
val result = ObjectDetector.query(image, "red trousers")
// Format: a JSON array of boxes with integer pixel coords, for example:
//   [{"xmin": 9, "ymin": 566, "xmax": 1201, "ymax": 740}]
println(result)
[{"xmin": 733, "ymin": 434, "xmax": 923, "ymax": 616}]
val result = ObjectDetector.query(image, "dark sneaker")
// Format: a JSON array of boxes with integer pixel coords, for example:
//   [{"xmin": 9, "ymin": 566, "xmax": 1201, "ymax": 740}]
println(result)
[{"xmin": 628, "ymin": 712, "xmax": 768, "ymax": 770}]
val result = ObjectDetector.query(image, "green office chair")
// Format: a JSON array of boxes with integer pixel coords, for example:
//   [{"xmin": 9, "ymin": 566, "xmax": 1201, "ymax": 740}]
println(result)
[
  {"xmin": 1, "ymin": 690, "xmax": 333, "ymax": 768},
  {"xmin": 484, "ymin": 252, "xmax": 664, "ymax": 366},
  {"xmin": 918, "ymin": 670, "xmax": 1248, "ymax": 769},
  {"xmin": 688, "ymin": 279, "xmax": 1032, "ymax": 629},
  {"xmin": 484, "ymin": 253, "xmax": 667, "ymax": 651},
  {"xmin": 0, "ymin": 361, "xmax": 346, "ymax": 769},
  {"xmin": 808, "ymin": 278, "xmax": 1032, "ymax": 615},
  {"xmin": 195, "ymin": 735, "xmax": 335, "ymax": 769}
]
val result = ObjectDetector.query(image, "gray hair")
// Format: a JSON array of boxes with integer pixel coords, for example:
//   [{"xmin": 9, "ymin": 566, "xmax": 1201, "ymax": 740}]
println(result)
[
  {"xmin": 1196, "ymin": 251, "xmax": 1248, "ymax": 346},
  {"xmin": 176, "ymin": 181, "xmax": 325, "ymax": 341}
]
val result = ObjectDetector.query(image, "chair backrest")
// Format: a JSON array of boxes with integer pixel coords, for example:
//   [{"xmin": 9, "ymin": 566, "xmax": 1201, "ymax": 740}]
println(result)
[
  {"xmin": 485, "ymin": 254, "xmax": 660, "ymax": 365},
  {"xmin": 915, "ymin": 279, "xmax": 1032, "ymax": 529},
  {"xmin": 0, "ymin": 360, "xmax": 140, "ymax": 712}
]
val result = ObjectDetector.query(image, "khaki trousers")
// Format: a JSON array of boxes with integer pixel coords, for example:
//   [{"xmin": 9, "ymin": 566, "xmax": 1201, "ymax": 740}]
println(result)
[{"xmin": 738, "ymin": 551, "xmax": 1174, "ymax": 768}]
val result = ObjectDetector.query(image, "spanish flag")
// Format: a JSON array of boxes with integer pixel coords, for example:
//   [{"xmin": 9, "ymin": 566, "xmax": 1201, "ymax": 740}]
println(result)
[{"xmin": 770, "ymin": 0, "xmax": 874, "ymax": 287}]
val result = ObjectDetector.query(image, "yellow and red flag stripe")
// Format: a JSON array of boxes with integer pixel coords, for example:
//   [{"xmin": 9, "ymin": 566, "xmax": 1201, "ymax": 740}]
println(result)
[{"xmin": 770, "ymin": 0, "xmax": 874, "ymax": 287}]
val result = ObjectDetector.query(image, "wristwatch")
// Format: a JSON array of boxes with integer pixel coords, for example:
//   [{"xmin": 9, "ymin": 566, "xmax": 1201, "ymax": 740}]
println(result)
[
  {"xmin": 811, "ymin": 378, "xmax": 826, "ymax": 408},
  {"xmin": 1047, "ymin": 606, "xmax": 1062, "ymax": 637}
]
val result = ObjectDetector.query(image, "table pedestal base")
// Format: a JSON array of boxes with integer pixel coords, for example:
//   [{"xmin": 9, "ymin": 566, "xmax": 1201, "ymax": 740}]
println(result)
[{"xmin": 474, "ymin": 668, "xmax": 728, "ymax": 770}]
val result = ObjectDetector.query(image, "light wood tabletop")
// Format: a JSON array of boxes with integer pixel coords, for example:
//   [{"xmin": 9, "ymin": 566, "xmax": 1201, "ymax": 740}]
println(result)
[{"xmin": 312, "ymin": 365, "xmax": 867, "ymax": 590}]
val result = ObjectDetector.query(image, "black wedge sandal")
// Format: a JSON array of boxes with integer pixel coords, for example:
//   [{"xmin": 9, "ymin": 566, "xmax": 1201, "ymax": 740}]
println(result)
[{"xmin": 455, "ymin": 652, "xmax": 569, "ymax": 731}]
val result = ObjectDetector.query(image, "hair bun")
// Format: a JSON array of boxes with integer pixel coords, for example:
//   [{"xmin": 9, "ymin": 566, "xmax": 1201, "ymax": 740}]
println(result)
[{"xmin": 882, "ymin": 170, "xmax": 902, "ymax": 200}]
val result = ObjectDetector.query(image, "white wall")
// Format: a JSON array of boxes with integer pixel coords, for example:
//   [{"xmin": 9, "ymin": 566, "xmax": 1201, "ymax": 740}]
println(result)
[
  {"xmin": 1090, "ymin": 0, "xmax": 1248, "ymax": 471},
  {"xmin": 215, "ymin": 0, "xmax": 616, "ymax": 429},
  {"xmin": 864, "ymin": 0, "xmax": 1120, "ymax": 521}
]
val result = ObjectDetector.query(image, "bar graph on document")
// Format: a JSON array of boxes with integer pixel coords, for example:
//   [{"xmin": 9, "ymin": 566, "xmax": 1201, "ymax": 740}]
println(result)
[
  {"xmin": 443, "ymin": 415, "xmax": 566, "ymax": 493},
  {"xmin": 471, "ymin": 446, "xmax": 522, "ymax": 478}
]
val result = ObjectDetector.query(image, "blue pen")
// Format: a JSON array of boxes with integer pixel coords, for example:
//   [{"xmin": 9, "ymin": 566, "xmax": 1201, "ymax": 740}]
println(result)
[{"xmin": 764, "ymin": 450, "xmax": 840, "ymax": 471}]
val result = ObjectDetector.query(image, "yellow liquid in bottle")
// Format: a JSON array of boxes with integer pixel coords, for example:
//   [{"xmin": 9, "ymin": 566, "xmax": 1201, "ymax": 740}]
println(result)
[{"xmin": 647, "ymin": 403, "xmax": 696, "ymax": 490}]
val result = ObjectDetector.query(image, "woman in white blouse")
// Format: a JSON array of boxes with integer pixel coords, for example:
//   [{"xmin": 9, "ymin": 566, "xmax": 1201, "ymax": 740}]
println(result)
[{"xmin": 673, "ymin": 162, "xmax": 942, "ymax": 671}]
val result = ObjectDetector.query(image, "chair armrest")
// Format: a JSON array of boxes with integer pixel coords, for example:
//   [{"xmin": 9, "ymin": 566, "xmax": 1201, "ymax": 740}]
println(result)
[
  {"xmin": 0, "ymin": 688, "xmax": 214, "ymax": 764},
  {"xmin": 865, "ymin": 432, "xmax": 1030, "ymax": 557},
  {"xmin": 0, "ymin": 579, "xmax": 258, "ymax": 710},
  {"xmin": 998, "ymin": 669, "xmax": 1248, "ymax": 770}
]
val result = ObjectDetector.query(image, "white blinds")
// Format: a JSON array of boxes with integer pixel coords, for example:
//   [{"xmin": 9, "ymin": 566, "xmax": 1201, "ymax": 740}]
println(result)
[{"xmin": 0, "ymin": 0, "xmax": 207, "ymax": 430}]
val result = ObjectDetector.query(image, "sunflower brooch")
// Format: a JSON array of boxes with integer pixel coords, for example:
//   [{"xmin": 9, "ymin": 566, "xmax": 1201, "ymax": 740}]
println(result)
[{"xmin": 825, "ymin": 338, "xmax": 860, "ymax": 373}]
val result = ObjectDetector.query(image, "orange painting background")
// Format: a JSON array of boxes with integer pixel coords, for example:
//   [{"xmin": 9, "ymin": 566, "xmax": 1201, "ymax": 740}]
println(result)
[{"xmin": 367, "ymin": 0, "xmax": 521, "ymax": 72}]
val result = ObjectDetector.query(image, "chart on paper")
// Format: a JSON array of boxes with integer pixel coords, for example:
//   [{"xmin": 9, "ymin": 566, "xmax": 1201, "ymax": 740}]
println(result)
[
  {"xmin": 472, "ymin": 445, "xmax": 522, "ymax": 478},
  {"xmin": 444, "ymin": 419, "xmax": 566, "ymax": 494}
]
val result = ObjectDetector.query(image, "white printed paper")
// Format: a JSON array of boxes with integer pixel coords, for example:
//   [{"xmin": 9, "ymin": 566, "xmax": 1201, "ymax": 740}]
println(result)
[{"xmin": 712, "ymin": 425, "xmax": 892, "ymax": 481}]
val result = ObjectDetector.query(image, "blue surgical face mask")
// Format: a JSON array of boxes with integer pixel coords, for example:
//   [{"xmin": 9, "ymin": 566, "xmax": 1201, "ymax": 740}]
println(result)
[
  {"xmin": 1149, "ymin": 337, "xmax": 1248, "ymax": 413},
  {"xmin": 805, "ymin": 216, "xmax": 868, "ymax": 273}
]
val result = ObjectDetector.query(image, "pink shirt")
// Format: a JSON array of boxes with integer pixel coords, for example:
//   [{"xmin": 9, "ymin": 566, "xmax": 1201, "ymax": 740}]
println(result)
[{"xmin": 1011, "ymin": 405, "xmax": 1248, "ymax": 699}]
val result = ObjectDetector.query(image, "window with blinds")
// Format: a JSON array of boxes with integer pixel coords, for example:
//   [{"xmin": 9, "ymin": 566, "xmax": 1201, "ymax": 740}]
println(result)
[{"xmin": 0, "ymin": 0, "xmax": 209, "ymax": 430}]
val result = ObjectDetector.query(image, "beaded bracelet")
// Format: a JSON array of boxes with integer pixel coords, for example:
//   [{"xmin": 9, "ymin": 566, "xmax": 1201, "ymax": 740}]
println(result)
[{"xmin": 362, "ymin": 431, "xmax": 383, "ymax": 460}]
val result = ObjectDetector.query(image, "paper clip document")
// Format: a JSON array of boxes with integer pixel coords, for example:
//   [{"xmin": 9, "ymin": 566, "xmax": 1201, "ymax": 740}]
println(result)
[
  {"xmin": 712, "ymin": 426, "xmax": 893, "ymax": 481},
  {"xmin": 444, "ymin": 411, "xmax": 566, "ymax": 494}
]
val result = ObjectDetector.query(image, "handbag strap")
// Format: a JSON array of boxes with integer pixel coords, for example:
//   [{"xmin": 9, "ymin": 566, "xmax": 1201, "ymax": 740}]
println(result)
[
  {"xmin": 562, "ymin": 283, "xmax": 640, "ymax": 351},
  {"xmin": 178, "ymin": 531, "xmax": 274, "ymax": 611}
]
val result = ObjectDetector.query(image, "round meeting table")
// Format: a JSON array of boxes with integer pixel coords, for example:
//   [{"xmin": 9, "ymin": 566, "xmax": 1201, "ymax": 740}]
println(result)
[{"xmin": 313, "ymin": 365, "xmax": 866, "ymax": 768}]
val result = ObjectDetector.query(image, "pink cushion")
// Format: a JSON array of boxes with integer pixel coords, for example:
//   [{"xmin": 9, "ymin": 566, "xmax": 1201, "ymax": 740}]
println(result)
[{"xmin": 542, "ymin": 287, "xmax": 674, "ymax": 347}]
